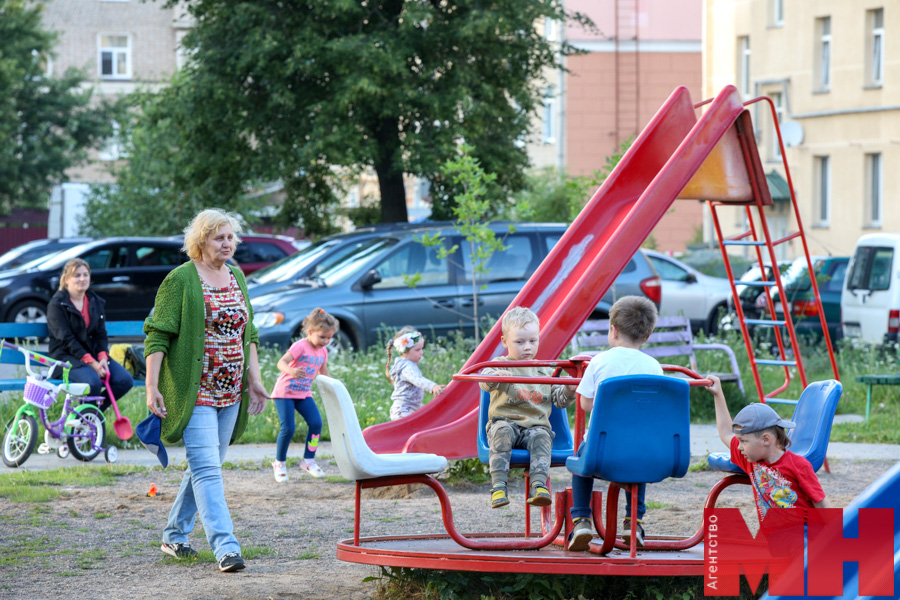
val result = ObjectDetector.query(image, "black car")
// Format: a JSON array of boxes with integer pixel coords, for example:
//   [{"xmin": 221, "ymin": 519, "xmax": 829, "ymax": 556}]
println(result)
[{"xmin": 0, "ymin": 237, "xmax": 187, "ymax": 323}]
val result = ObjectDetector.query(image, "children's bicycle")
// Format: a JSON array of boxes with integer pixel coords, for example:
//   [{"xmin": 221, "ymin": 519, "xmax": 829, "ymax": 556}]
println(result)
[{"xmin": 1, "ymin": 341, "xmax": 117, "ymax": 468}]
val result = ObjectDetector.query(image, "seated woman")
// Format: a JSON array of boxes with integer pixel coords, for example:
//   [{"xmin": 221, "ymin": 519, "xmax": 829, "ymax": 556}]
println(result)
[{"xmin": 47, "ymin": 258, "xmax": 133, "ymax": 409}]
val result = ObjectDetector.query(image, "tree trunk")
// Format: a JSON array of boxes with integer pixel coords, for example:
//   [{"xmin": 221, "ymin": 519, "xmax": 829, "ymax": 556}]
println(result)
[{"xmin": 373, "ymin": 116, "xmax": 408, "ymax": 223}]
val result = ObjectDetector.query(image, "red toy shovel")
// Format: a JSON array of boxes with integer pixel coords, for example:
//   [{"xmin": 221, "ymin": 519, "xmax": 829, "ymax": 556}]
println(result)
[{"xmin": 104, "ymin": 372, "xmax": 133, "ymax": 440}]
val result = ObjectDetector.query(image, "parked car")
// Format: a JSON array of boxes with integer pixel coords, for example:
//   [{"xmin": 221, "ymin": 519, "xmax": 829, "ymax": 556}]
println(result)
[
  {"xmin": 842, "ymin": 233, "xmax": 900, "ymax": 344},
  {"xmin": 0, "ymin": 237, "xmax": 187, "ymax": 323},
  {"xmin": 773, "ymin": 256, "xmax": 849, "ymax": 341},
  {"xmin": 250, "ymin": 223, "xmax": 661, "ymax": 351},
  {"xmin": 0, "ymin": 237, "xmax": 92, "ymax": 273},
  {"xmin": 231, "ymin": 234, "xmax": 303, "ymax": 274},
  {"xmin": 643, "ymin": 250, "xmax": 732, "ymax": 334}
]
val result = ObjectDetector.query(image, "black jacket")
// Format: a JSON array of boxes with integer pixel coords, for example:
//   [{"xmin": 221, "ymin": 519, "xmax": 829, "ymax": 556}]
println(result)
[{"xmin": 47, "ymin": 289, "xmax": 110, "ymax": 368}]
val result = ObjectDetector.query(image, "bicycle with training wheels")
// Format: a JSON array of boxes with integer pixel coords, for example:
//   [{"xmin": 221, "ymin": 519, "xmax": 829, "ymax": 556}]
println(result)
[{"xmin": 1, "ymin": 341, "xmax": 117, "ymax": 468}]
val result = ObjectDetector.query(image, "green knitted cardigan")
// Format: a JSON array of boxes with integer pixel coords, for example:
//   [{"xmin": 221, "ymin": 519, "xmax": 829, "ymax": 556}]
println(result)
[{"xmin": 143, "ymin": 261, "xmax": 259, "ymax": 445}]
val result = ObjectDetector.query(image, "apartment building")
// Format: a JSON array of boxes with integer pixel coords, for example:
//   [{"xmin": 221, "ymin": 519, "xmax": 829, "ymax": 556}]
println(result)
[{"xmin": 704, "ymin": 0, "xmax": 898, "ymax": 258}]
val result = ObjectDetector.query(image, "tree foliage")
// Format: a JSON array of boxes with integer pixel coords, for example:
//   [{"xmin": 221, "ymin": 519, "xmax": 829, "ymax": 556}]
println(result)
[
  {"xmin": 86, "ymin": 0, "xmax": 589, "ymax": 235},
  {"xmin": 0, "ymin": 0, "xmax": 113, "ymax": 215}
]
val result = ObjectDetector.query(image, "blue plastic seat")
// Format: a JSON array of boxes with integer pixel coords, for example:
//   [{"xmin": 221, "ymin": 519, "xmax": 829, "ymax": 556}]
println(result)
[
  {"xmin": 707, "ymin": 379, "xmax": 842, "ymax": 474},
  {"xmin": 566, "ymin": 375, "xmax": 690, "ymax": 483},
  {"xmin": 477, "ymin": 389, "xmax": 574, "ymax": 467}
]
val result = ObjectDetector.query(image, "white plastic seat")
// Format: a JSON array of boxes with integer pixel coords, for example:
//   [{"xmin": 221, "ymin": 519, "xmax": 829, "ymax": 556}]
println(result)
[
  {"xmin": 59, "ymin": 382, "xmax": 91, "ymax": 396},
  {"xmin": 315, "ymin": 376, "xmax": 447, "ymax": 480}
]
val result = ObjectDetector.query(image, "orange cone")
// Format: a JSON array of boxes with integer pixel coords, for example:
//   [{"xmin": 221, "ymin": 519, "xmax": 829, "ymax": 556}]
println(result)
[{"xmin": 147, "ymin": 484, "xmax": 158, "ymax": 497}]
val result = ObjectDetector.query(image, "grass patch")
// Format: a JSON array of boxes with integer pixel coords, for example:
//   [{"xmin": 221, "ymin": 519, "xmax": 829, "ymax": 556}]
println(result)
[
  {"xmin": 0, "ymin": 536, "xmax": 56, "ymax": 567},
  {"xmin": 323, "ymin": 475, "xmax": 350, "ymax": 484},
  {"xmin": 94, "ymin": 512, "xmax": 112, "ymax": 519},
  {"xmin": 688, "ymin": 458, "xmax": 712, "ymax": 472},
  {"xmin": 0, "ymin": 464, "xmax": 147, "ymax": 503},
  {"xmin": 644, "ymin": 500, "xmax": 670, "ymax": 510},
  {"xmin": 297, "ymin": 550, "xmax": 321, "ymax": 560},
  {"xmin": 442, "ymin": 457, "xmax": 489, "ymax": 485}
]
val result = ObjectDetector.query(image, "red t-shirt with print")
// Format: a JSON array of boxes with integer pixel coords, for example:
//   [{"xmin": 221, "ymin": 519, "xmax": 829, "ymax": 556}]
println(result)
[{"xmin": 730, "ymin": 436, "xmax": 825, "ymax": 524}]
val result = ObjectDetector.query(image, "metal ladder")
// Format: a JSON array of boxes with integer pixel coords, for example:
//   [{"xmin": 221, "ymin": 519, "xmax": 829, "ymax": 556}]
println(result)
[{"xmin": 708, "ymin": 97, "xmax": 840, "ymax": 406}]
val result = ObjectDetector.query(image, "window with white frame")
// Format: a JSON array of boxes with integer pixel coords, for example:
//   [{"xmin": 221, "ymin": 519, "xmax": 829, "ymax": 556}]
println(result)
[
  {"xmin": 866, "ymin": 153, "xmax": 882, "ymax": 226},
  {"xmin": 815, "ymin": 156, "xmax": 830, "ymax": 226},
  {"xmin": 98, "ymin": 121, "xmax": 126, "ymax": 161},
  {"xmin": 815, "ymin": 17, "xmax": 831, "ymax": 91},
  {"xmin": 769, "ymin": 91, "xmax": 783, "ymax": 161},
  {"xmin": 542, "ymin": 87, "xmax": 556, "ymax": 144},
  {"xmin": 772, "ymin": 0, "xmax": 784, "ymax": 26},
  {"xmin": 544, "ymin": 17, "xmax": 558, "ymax": 42},
  {"xmin": 737, "ymin": 36, "xmax": 751, "ymax": 98},
  {"xmin": 867, "ymin": 9, "xmax": 884, "ymax": 86},
  {"xmin": 99, "ymin": 34, "xmax": 131, "ymax": 79}
]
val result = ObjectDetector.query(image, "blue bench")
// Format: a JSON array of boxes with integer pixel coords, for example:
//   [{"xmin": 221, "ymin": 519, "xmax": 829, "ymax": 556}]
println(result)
[{"xmin": 0, "ymin": 321, "xmax": 146, "ymax": 392}]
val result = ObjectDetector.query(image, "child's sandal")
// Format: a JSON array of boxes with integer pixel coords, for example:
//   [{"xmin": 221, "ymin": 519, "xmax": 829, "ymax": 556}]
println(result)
[
  {"xmin": 490, "ymin": 483, "xmax": 510, "ymax": 508},
  {"xmin": 527, "ymin": 483, "xmax": 552, "ymax": 507}
]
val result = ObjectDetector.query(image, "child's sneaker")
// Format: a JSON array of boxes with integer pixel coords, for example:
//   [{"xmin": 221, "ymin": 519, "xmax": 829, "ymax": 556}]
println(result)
[
  {"xmin": 272, "ymin": 460, "xmax": 288, "ymax": 483},
  {"xmin": 526, "ymin": 482, "xmax": 552, "ymax": 507},
  {"xmin": 566, "ymin": 517, "xmax": 593, "ymax": 552},
  {"xmin": 160, "ymin": 542, "xmax": 198, "ymax": 560},
  {"xmin": 621, "ymin": 517, "xmax": 645, "ymax": 547},
  {"xmin": 218, "ymin": 552, "xmax": 245, "ymax": 572},
  {"xmin": 299, "ymin": 458, "xmax": 326, "ymax": 478},
  {"xmin": 490, "ymin": 483, "xmax": 509, "ymax": 508}
]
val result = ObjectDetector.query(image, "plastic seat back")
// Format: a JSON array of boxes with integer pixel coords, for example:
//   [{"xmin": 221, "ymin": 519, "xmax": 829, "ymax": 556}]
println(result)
[
  {"xmin": 316, "ymin": 375, "xmax": 379, "ymax": 480},
  {"xmin": 788, "ymin": 379, "xmax": 842, "ymax": 472},
  {"xmin": 477, "ymin": 389, "xmax": 574, "ymax": 466},
  {"xmin": 566, "ymin": 375, "xmax": 690, "ymax": 483}
]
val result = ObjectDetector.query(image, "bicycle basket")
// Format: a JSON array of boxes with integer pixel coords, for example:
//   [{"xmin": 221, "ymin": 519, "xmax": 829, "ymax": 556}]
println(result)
[{"xmin": 23, "ymin": 377, "xmax": 56, "ymax": 410}]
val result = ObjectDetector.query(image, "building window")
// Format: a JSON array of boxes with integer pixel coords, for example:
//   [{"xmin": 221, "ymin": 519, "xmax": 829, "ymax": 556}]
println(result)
[
  {"xmin": 815, "ymin": 17, "xmax": 831, "ymax": 91},
  {"xmin": 544, "ymin": 17, "xmax": 558, "ymax": 42},
  {"xmin": 867, "ymin": 8, "xmax": 884, "ymax": 86},
  {"xmin": 866, "ymin": 153, "xmax": 882, "ymax": 226},
  {"xmin": 98, "ymin": 34, "xmax": 131, "ymax": 80},
  {"xmin": 815, "ymin": 156, "xmax": 830, "ymax": 226},
  {"xmin": 98, "ymin": 121, "xmax": 126, "ymax": 161},
  {"xmin": 542, "ymin": 87, "xmax": 556, "ymax": 144},
  {"xmin": 771, "ymin": 0, "xmax": 784, "ymax": 26},
  {"xmin": 769, "ymin": 91, "xmax": 783, "ymax": 161},
  {"xmin": 737, "ymin": 36, "xmax": 751, "ymax": 98}
]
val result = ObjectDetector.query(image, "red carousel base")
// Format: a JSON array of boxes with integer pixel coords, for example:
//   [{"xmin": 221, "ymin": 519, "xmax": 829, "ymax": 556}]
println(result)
[{"xmin": 337, "ymin": 532, "xmax": 704, "ymax": 576}]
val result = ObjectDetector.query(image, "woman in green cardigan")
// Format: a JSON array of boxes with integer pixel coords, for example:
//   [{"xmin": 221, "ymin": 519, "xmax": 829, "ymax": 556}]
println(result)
[{"xmin": 144, "ymin": 209, "xmax": 268, "ymax": 573}]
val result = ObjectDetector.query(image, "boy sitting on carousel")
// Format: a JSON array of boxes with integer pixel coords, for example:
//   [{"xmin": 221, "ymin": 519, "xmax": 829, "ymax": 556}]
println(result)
[{"xmin": 479, "ymin": 307, "xmax": 577, "ymax": 509}]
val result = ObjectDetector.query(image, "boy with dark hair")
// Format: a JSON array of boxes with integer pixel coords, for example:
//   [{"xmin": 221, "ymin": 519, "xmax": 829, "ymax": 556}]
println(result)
[{"xmin": 567, "ymin": 296, "xmax": 663, "ymax": 551}]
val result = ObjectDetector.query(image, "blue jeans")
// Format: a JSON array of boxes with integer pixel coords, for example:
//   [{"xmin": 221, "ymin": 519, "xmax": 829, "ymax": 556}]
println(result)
[
  {"xmin": 570, "ymin": 475, "xmax": 646, "ymax": 521},
  {"xmin": 163, "ymin": 402, "xmax": 241, "ymax": 560},
  {"xmin": 274, "ymin": 397, "xmax": 322, "ymax": 462},
  {"xmin": 66, "ymin": 359, "xmax": 134, "ymax": 411}
]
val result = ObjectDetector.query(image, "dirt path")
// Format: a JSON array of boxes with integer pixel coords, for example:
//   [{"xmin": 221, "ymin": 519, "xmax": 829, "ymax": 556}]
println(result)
[{"xmin": 0, "ymin": 457, "xmax": 894, "ymax": 600}]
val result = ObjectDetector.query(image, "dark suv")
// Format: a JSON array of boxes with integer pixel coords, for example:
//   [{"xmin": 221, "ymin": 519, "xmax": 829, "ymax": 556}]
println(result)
[
  {"xmin": 250, "ymin": 223, "xmax": 661, "ymax": 350},
  {"xmin": 0, "ymin": 237, "xmax": 187, "ymax": 323}
]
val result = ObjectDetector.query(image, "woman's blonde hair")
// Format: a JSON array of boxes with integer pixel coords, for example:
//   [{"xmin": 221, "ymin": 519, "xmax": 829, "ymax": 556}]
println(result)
[
  {"xmin": 182, "ymin": 209, "xmax": 243, "ymax": 261},
  {"xmin": 59, "ymin": 258, "xmax": 90, "ymax": 291}
]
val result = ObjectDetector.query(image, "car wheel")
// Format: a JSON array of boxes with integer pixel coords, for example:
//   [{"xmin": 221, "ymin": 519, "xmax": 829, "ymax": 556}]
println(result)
[
  {"xmin": 328, "ymin": 328, "xmax": 356, "ymax": 355},
  {"xmin": 10, "ymin": 299, "xmax": 48, "ymax": 324},
  {"xmin": 706, "ymin": 303, "xmax": 728, "ymax": 335}
]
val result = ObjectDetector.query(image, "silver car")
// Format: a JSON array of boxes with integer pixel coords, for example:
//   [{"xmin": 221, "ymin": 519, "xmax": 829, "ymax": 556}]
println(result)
[{"xmin": 643, "ymin": 249, "xmax": 733, "ymax": 334}]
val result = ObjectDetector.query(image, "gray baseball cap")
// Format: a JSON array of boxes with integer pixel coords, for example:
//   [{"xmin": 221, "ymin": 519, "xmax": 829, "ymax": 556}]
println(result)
[{"xmin": 732, "ymin": 403, "xmax": 795, "ymax": 434}]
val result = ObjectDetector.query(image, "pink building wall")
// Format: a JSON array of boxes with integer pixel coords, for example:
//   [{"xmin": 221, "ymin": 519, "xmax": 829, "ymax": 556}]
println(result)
[{"xmin": 565, "ymin": 0, "xmax": 704, "ymax": 253}]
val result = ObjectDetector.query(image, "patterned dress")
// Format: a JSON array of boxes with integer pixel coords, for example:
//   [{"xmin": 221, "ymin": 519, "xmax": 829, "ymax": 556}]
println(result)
[{"xmin": 196, "ymin": 274, "xmax": 248, "ymax": 407}]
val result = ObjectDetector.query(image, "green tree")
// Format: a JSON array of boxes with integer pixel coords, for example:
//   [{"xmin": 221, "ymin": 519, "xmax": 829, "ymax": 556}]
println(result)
[
  {"xmin": 87, "ymin": 0, "xmax": 590, "ymax": 234},
  {"xmin": 413, "ymin": 144, "xmax": 510, "ymax": 343},
  {"xmin": 0, "ymin": 0, "xmax": 113, "ymax": 215}
]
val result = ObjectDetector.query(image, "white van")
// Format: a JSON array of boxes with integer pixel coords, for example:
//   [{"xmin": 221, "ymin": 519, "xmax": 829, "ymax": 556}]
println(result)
[{"xmin": 841, "ymin": 233, "xmax": 900, "ymax": 344}]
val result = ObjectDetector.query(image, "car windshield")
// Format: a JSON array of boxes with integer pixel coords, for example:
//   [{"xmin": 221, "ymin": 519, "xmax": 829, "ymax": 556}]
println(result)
[
  {"xmin": 316, "ymin": 237, "xmax": 400, "ymax": 287},
  {"xmin": 249, "ymin": 239, "xmax": 336, "ymax": 284}
]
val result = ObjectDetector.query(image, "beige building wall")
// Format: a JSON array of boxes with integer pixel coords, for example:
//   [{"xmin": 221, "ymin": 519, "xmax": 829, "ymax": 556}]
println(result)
[{"xmin": 704, "ymin": 0, "xmax": 899, "ymax": 259}]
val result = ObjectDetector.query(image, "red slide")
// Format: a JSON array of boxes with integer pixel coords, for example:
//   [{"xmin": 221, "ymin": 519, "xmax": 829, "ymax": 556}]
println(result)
[{"xmin": 363, "ymin": 85, "xmax": 747, "ymax": 459}]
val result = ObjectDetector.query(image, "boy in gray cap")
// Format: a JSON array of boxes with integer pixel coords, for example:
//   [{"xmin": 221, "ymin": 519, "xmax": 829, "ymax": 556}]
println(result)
[{"xmin": 706, "ymin": 375, "xmax": 831, "ymax": 525}]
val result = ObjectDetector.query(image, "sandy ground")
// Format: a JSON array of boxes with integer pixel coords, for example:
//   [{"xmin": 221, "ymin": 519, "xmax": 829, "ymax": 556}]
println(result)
[{"xmin": 0, "ymin": 455, "xmax": 894, "ymax": 600}]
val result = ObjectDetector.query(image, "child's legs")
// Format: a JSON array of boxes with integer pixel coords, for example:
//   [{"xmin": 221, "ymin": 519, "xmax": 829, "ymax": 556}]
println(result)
[
  {"xmin": 486, "ymin": 420, "xmax": 517, "ymax": 486},
  {"xmin": 624, "ymin": 483, "xmax": 647, "ymax": 520},
  {"xmin": 521, "ymin": 425, "xmax": 553, "ymax": 485},
  {"xmin": 274, "ymin": 398, "xmax": 297, "ymax": 462},
  {"xmin": 295, "ymin": 396, "xmax": 323, "ymax": 460},
  {"xmin": 570, "ymin": 474, "xmax": 595, "ymax": 520}
]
